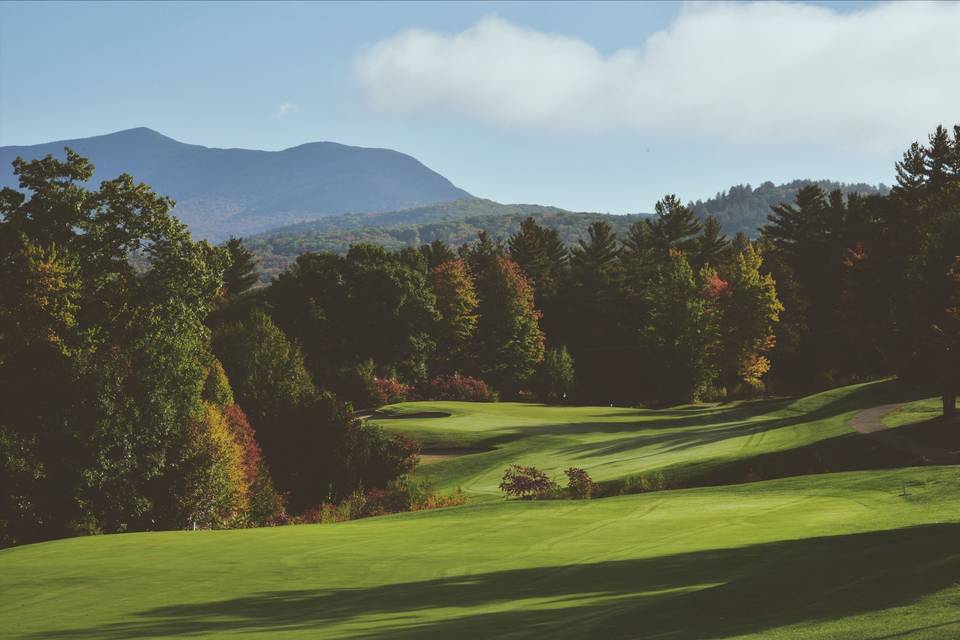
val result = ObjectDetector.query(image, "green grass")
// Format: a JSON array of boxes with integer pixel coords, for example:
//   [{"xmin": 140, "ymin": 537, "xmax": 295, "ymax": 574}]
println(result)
[
  {"xmin": 371, "ymin": 380, "xmax": 899, "ymax": 495},
  {"xmin": 2, "ymin": 468, "xmax": 959, "ymax": 639},
  {"xmin": 885, "ymin": 397, "xmax": 944, "ymax": 428},
  {"xmin": 3, "ymin": 381, "xmax": 959, "ymax": 640}
]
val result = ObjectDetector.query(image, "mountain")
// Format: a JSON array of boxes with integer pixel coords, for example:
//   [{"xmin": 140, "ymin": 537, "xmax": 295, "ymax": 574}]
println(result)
[
  {"xmin": 0, "ymin": 128, "xmax": 471, "ymax": 240},
  {"xmin": 246, "ymin": 198, "xmax": 648, "ymax": 280},
  {"xmin": 691, "ymin": 179, "xmax": 889, "ymax": 237}
]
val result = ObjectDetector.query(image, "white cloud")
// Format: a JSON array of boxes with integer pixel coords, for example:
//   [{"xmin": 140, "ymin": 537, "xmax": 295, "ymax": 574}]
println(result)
[
  {"xmin": 354, "ymin": 2, "xmax": 960, "ymax": 148},
  {"xmin": 274, "ymin": 101, "xmax": 301, "ymax": 117}
]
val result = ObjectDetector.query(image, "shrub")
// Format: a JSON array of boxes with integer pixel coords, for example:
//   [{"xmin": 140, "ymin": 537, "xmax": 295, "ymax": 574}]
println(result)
[
  {"xmin": 564, "ymin": 467, "xmax": 593, "ymax": 499},
  {"xmin": 421, "ymin": 373, "xmax": 494, "ymax": 402},
  {"xmin": 373, "ymin": 377, "xmax": 412, "ymax": 406},
  {"xmin": 499, "ymin": 464, "xmax": 557, "ymax": 499}
]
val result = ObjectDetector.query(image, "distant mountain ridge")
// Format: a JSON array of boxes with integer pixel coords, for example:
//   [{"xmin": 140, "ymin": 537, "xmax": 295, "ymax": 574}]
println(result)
[{"xmin": 0, "ymin": 128, "xmax": 471, "ymax": 240}]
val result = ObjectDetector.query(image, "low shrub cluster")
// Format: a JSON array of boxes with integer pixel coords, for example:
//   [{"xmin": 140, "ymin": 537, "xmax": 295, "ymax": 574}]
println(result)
[
  {"xmin": 499, "ymin": 465, "xmax": 595, "ymax": 499},
  {"xmin": 373, "ymin": 377, "xmax": 413, "ymax": 406},
  {"xmin": 420, "ymin": 373, "xmax": 494, "ymax": 402},
  {"xmin": 292, "ymin": 479, "xmax": 466, "ymax": 525}
]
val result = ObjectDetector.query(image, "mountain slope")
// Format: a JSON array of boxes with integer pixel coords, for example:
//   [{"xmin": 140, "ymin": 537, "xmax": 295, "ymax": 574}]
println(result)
[{"xmin": 0, "ymin": 128, "xmax": 471, "ymax": 240}]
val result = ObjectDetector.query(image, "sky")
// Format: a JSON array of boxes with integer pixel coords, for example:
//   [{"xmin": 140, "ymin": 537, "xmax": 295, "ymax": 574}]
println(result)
[{"xmin": 1, "ymin": 1, "xmax": 958, "ymax": 213}]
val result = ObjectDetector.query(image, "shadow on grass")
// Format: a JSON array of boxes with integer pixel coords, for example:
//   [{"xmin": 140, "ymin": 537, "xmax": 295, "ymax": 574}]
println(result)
[
  {"xmin": 32, "ymin": 524, "xmax": 960, "ymax": 639},
  {"xmin": 678, "ymin": 414, "xmax": 960, "ymax": 488},
  {"xmin": 534, "ymin": 381, "xmax": 899, "ymax": 473}
]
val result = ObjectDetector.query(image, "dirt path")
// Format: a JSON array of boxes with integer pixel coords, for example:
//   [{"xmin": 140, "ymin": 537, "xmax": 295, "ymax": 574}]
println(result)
[{"xmin": 849, "ymin": 403, "xmax": 905, "ymax": 434}]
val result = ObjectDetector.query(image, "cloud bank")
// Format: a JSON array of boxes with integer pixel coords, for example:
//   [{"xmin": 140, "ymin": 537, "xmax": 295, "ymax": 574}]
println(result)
[{"xmin": 354, "ymin": 2, "xmax": 960, "ymax": 148}]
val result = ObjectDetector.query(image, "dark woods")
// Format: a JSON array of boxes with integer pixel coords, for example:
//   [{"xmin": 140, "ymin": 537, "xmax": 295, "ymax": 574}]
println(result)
[{"xmin": 2, "ymin": 125, "xmax": 958, "ymax": 547}]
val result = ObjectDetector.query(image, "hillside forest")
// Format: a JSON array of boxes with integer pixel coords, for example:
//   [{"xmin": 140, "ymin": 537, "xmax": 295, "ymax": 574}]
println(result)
[
  {"xmin": 1, "ymin": 124, "xmax": 958, "ymax": 547},
  {"xmin": 244, "ymin": 181, "xmax": 887, "ymax": 281}
]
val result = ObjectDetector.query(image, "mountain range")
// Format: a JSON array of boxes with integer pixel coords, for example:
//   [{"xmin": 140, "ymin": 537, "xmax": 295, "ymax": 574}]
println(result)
[
  {"xmin": 0, "ymin": 128, "xmax": 471, "ymax": 240},
  {"xmin": 2, "ymin": 129, "xmax": 890, "ymax": 277}
]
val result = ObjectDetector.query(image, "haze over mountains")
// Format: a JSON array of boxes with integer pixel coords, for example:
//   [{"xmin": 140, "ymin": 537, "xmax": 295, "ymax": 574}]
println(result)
[{"xmin": 0, "ymin": 127, "xmax": 471, "ymax": 240}]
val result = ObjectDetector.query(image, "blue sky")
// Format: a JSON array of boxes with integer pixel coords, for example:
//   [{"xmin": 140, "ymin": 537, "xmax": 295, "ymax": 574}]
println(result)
[{"xmin": 1, "ymin": 1, "xmax": 957, "ymax": 213}]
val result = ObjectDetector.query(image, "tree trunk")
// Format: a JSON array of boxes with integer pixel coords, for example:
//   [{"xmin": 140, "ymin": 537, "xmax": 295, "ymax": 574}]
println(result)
[{"xmin": 943, "ymin": 387, "xmax": 957, "ymax": 420}]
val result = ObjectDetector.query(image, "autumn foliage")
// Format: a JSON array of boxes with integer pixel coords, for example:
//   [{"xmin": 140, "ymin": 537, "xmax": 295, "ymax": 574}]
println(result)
[{"xmin": 420, "ymin": 373, "xmax": 493, "ymax": 401}]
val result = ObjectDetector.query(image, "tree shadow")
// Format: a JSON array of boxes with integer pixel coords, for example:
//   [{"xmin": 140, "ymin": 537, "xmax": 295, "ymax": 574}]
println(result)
[
  {"xmin": 32, "ymin": 524, "xmax": 960, "ymax": 639},
  {"xmin": 553, "ymin": 381, "xmax": 900, "ymax": 466}
]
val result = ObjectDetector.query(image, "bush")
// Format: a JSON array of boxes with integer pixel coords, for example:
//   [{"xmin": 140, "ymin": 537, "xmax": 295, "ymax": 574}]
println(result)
[
  {"xmin": 421, "ymin": 373, "xmax": 494, "ymax": 402},
  {"xmin": 499, "ymin": 465, "xmax": 557, "ymax": 499},
  {"xmin": 564, "ymin": 467, "xmax": 593, "ymax": 499},
  {"xmin": 373, "ymin": 377, "xmax": 412, "ymax": 406}
]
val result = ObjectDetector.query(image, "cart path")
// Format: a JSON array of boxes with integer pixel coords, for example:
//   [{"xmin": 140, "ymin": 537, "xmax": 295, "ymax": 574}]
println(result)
[{"xmin": 849, "ymin": 403, "xmax": 905, "ymax": 434}]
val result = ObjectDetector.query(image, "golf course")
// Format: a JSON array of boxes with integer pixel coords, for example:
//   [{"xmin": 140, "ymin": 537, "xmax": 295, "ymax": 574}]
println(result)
[{"xmin": 2, "ymin": 381, "xmax": 958, "ymax": 639}]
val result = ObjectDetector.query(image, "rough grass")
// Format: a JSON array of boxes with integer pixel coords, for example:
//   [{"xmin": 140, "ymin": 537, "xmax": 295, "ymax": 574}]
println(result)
[{"xmin": 3, "ymin": 381, "xmax": 959, "ymax": 640}]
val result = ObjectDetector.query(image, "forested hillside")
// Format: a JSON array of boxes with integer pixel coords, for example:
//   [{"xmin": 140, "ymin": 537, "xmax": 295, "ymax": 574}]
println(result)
[
  {"xmin": 246, "ymin": 199, "xmax": 647, "ymax": 280},
  {"xmin": 691, "ymin": 180, "xmax": 889, "ymax": 236}
]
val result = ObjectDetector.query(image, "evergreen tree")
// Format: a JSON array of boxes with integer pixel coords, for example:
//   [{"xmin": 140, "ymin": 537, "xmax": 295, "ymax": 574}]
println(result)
[
  {"xmin": 648, "ymin": 194, "xmax": 703, "ymax": 255},
  {"xmin": 695, "ymin": 215, "xmax": 731, "ymax": 270},
  {"xmin": 420, "ymin": 239, "xmax": 456, "ymax": 271},
  {"xmin": 222, "ymin": 237, "xmax": 259, "ymax": 297}
]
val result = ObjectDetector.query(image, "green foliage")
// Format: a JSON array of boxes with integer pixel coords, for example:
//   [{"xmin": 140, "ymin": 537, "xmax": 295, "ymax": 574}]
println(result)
[
  {"xmin": 203, "ymin": 359, "xmax": 235, "ymax": 408},
  {"xmin": 428, "ymin": 259, "xmax": 479, "ymax": 375},
  {"xmin": 474, "ymin": 257, "xmax": 546, "ymax": 394},
  {"xmin": 536, "ymin": 346, "xmax": 576, "ymax": 403},
  {"xmin": 0, "ymin": 148, "xmax": 228, "ymax": 545},
  {"xmin": 508, "ymin": 217, "xmax": 568, "ymax": 302},
  {"xmin": 692, "ymin": 179, "xmax": 889, "ymax": 237},
  {"xmin": 648, "ymin": 194, "xmax": 703, "ymax": 255},
  {"xmin": 718, "ymin": 244, "xmax": 783, "ymax": 394},
  {"xmin": 222, "ymin": 237, "xmax": 259, "ymax": 297},
  {"xmin": 268, "ymin": 244, "xmax": 438, "ymax": 386},
  {"xmin": 643, "ymin": 250, "xmax": 721, "ymax": 403}
]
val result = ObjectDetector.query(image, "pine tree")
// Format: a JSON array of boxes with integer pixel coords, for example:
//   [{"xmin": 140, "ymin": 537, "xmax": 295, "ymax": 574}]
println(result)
[
  {"xmin": 695, "ymin": 216, "xmax": 731, "ymax": 270},
  {"xmin": 223, "ymin": 237, "xmax": 259, "ymax": 298},
  {"xmin": 647, "ymin": 194, "xmax": 703, "ymax": 255}
]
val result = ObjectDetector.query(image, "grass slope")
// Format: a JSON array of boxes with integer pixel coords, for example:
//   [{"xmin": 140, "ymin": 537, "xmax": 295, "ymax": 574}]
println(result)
[
  {"xmin": 2, "ymin": 382, "xmax": 958, "ymax": 640},
  {"xmin": 371, "ymin": 380, "xmax": 902, "ymax": 496}
]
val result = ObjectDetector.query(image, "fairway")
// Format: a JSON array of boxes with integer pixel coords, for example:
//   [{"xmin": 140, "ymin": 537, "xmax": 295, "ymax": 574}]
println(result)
[
  {"xmin": 3, "ymin": 383, "xmax": 960, "ymax": 639},
  {"xmin": 370, "ymin": 380, "xmax": 902, "ymax": 495}
]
